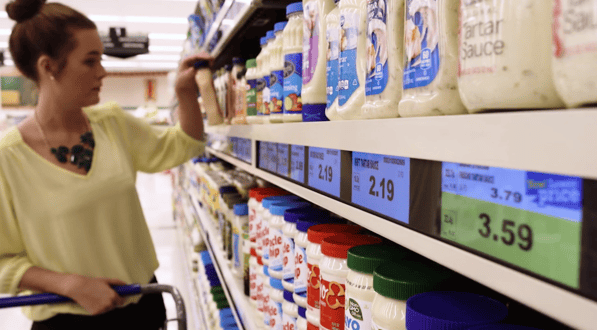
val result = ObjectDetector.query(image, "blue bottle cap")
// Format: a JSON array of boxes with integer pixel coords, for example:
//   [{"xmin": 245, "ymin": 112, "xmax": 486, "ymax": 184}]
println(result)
[
  {"xmin": 260, "ymin": 37, "xmax": 268, "ymax": 46},
  {"xmin": 266, "ymin": 30, "xmax": 275, "ymax": 41},
  {"xmin": 296, "ymin": 217, "xmax": 340, "ymax": 232},
  {"xmin": 270, "ymin": 277, "xmax": 284, "ymax": 290},
  {"xmin": 233, "ymin": 203, "xmax": 249, "ymax": 216},
  {"xmin": 298, "ymin": 306, "xmax": 306, "ymax": 319},
  {"xmin": 283, "ymin": 290, "xmax": 295, "ymax": 303},
  {"xmin": 274, "ymin": 22, "xmax": 288, "ymax": 33},
  {"xmin": 406, "ymin": 291, "xmax": 508, "ymax": 330},
  {"xmin": 262, "ymin": 195, "xmax": 301, "ymax": 209},
  {"xmin": 284, "ymin": 207, "xmax": 328, "ymax": 224},
  {"xmin": 200, "ymin": 251, "xmax": 213, "ymax": 265},
  {"xmin": 264, "ymin": 265, "xmax": 270, "ymax": 277},
  {"xmin": 270, "ymin": 201, "xmax": 311, "ymax": 216},
  {"xmin": 286, "ymin": 2, "xmax": 303, "ymax": 16},
  {"xmin": 194, "ymin": 60, "xmax": 210, "ymax": 69},
  {"xmin": 466, "ymin": 325, "xmax": 543, "ymax": 330},
  {"xmin": 220, "ymin": 308, "xmax": 233, "ymax": 315}
]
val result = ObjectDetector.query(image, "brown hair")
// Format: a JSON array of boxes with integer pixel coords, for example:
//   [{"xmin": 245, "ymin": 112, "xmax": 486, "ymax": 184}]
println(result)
[{"xmin": 6, "ymin": 0, "xmax": 97, "ymax": 82}]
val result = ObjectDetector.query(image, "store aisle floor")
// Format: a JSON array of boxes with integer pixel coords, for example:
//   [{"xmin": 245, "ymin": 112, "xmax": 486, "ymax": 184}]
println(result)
[{"xmin": 0, "ymin": 172, "xmax": 196, "ymax": 330}]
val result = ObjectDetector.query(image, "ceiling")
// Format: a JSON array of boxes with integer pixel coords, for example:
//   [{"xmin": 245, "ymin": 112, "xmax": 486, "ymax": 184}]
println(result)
[{"xmin": 0, "ymin": 0, "xmax": 198, "ymax": 71}]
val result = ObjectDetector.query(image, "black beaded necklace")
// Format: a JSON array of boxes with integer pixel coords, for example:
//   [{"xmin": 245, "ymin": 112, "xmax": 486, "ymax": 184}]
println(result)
[{"xmin": 33, "ymin": 113, "xmax": 95, "ymax": 172}]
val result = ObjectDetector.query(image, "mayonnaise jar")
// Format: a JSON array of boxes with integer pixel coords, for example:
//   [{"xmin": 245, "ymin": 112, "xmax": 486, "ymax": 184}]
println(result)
[
  {"xmin": 257, "ymin": 257, "xmax": 266, "ymax": 329},
  {"xmin": 297, "ymin": 307, "xmax": 307, "ymax": 330},
  {"xmin": 262, "ymin": 31, "xmax": 276, "ymax": 124},
  {"xmin": 270, "ymin": 22, "xmax": 288, "ymax": 123},
  {"xmin": 553, "ymin": 0, "xmax": 597, "ymax": 108},
  {"xmin": 283, "ymin": 290, "xmax": 299, "ymax": 330},
  {"xmin": 261, "ymin": 195, "xmax": 302, "ymax": 264},
  {"xmin": 325, "ymin": 1, "xmax": 342, "ymax": 120},
  {"xmin": 270, "ymin": 277, "xmax": 285, "ymax": 330},
  {"xmin": 458, "ymin": 0, "xmax": 564, "ymax": 112},
  {"xmin": 337, "ymin": 0, "xmax": 368, "ymax": 120},
  {"xmin": 232, "ymin": 203, "xmax": 249, "ymax": 278},
  {"xmin": 362, "ymin": 0, "xmax": 405, "ymax": 119},
  {"xmin": 303, "ymin": 0, "xmax": 337, "ymax": 121},
  {"xmin": 254, "ymin": 38, "xmax": 268, "ymax": 125},
  {"xmin": 263, "ymin": 266, "xmax": 273, "ymax": 329},
  {"xmin": 283, "ymin": 2, "xmax": 305, "ymax": 122},
  {"xmin": 269, "ymin": 202, "xmax": 311, "ymax": 280},
  {"xmin": 398, "ymin": 0, "xmax": 466, "ymax": 117},
  {"xmin": 246, "ymin": 59, "xmax": 260, "ymax": 124}
]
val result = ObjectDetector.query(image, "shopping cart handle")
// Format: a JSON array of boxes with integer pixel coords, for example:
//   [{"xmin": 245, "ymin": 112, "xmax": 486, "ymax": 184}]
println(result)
[{"xmin": 0, "ymin": 284, "xmax": 142, "ymax": 309}]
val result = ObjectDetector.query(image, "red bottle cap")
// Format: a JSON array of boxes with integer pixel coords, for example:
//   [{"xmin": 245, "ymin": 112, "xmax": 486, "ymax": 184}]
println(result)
[
  {"xmin": 257, "ymin": 256, "xmax": 263, "ymax": 266},
  {"xmin": 250, "ymin": 187, "xmax": 280, "ymax": 199},
  {"xmin": 251, "ymin": 248, "xmax": 257, "ymax": 257},
  {"xmin": 307, "ymin": 224, "xmax": 362, "ymax": 245},
  {"xmin": 321, "ymin": 234, "xmax": 383, "ymax": 259}
]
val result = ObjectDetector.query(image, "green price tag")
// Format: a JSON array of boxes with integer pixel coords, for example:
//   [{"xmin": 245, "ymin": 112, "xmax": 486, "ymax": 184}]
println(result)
[{"xmin": 441, "ymin": 163, "xmax": 582, "ymax": 288}]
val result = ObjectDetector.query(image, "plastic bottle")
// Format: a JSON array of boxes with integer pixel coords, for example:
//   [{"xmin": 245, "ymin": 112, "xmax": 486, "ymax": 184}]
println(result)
[
  {"xmin": 262, "ymin": 31, "xmax": 276, "ymax": 124},
  {"xmin": 270, "ymin": 22, "xmax": 288, "ymax": 123},
  {"xmin": 249, "ymin": 188, "xmax": 286, "ymax": 250},
  {"xmin": 232, "ymin": 203, "xmax": 249, "ymax": 278},
  {"xmin": 319, "ymin": 234, "xmax": 383, "ymax": 330},
  {"xmin": 325, "ymin": 1, "xmax": 341, "ymax": 121},
  {"xmin": 260, "ymin": 196, "xmax": 302, "ymax": 265},
  {"xmin": 404, "ymin": 291, "xmax": 508, "ymax": 330},
  {"xmin": 361, "ymin": 0, "xmax": 405, "ymax": 119},
  {"xmin": 370, "ymin": 261, "xmax": 454, "ymax": 330},
  {"xmin": 466, "ymin": 325, "xmax": 543, "ymax": 330},
  {"xmin": 302, "ymin": 0, "xmax": 336, "ymax": 121},
  {"xmin": 224, "ymin": 196, "xmax": 247, "ymax": 263},
  {"xmin": 223, "ymin": 65, "xmax": 233, "ymax": 123},
  {"xmin": 283, "ymin": 290, "xmax": 299, "ymax": 330},
  {"xmin": 257, "ymin": 257, "xmax": 267, "ymax": 329},
  {"xmin": 270, "ymin": 278, "xmax": 285, "ymax": 330},
  {"xmin": 283, "ymin": 2, "xmax": 305, "ymax": 122},
  {"xmin": 246, "ymin": 59, "xmax": 260, "ymax": 124},
  {"xmin": 345, "ymin": 244, "xmax": 416, "ymax": 330},
  {"xmin": 250, "ymin": 248, "xmax": 260, "ymax": 307},
  {"xmin": 254, "ymin": 37, "xmax": 269, "ymax": 125},
  {"xmin": 231, "ymin": 57, "xmax": 248, "ymax": 125},
  {"xmin": 305, "ymin": 224, "xmax": 363, "ymax": 328},
  {"xmin": 398, "ymin": 0, "xmax": 466, "ymax": 117},
  {"xmin": 263, "ymin": 266, "xmax": 272, "ymax": 329},
  {"xmin": 244, "ymin": 229, "xmax": 252, "ymax": 297},
  {"xmin": 336, "ymin": 0, "xmax": 368, "ymax": 120},
  {"xmin": 458, "ymin": 0, "xmax": 564, "ymax": 113},
  {"xmin": 297, "ymin": 307, "xmax": 307, "ymax": 330}
]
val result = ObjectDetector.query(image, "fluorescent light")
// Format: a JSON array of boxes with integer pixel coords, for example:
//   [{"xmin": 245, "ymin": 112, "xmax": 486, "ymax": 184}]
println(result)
[
  {"xmin": 149, "ymin": 45, "xmax": 183, "ymax": 52},
  {"xmin": 149, "ymin": 33, "xmax": 186, "ymax": 40}
]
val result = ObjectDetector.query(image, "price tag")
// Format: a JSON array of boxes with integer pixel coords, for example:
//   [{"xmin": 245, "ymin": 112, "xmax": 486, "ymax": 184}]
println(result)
[
  {"xmin": 290, "ymin": 145, "xmax": 305, "ymax": 184},
  {"xmin": 441, "ymin": 162, "xmax": 583, "ymax": 288},
  {"xmin": 243, "ymin": 138, "xmax": 252, "ymax": 163},
  {"xmin": 308, "ymin": 147, "xmax": 341, "ymax": 197},
  {"xmin": 230, "ymin": 137, "xmax": 237, "ymax": 157},
  {"xmin": 259, "ymin": 141, "xmax": 269, "ymax": 170},
  {"xmin": 351, "ymin": 152, "xmax": 410, "ymax": 223},
  {"xmin": 267, "ymin": 143, "xmax": 278, "ymax": 173},
  {"xmin": 277, "ymin": 144, "xmax": 289, "ymax": 177}
]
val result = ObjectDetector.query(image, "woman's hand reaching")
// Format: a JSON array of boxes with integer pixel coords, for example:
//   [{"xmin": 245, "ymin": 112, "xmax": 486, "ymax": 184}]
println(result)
[{"xmin": 175, "ymin": 51, "xmax": 214, "ymax": 97}]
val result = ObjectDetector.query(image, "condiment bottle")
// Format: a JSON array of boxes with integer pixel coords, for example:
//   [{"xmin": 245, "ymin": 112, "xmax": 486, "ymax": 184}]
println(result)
[
  {"xmin": 325, "ymin": 0, "xmax": 341, "ymax": 120},
  {"xmin": 246, "ymin": 59, "xmax": 260, "ymax": 124},
  {"xmin": 270, "ymin": 278, "xmax": 285, "ymax": 330},
  {"xmin": 262, "ymin": 31, "xmax": 276, "ymax": 124},
  {"xmin": 261, "ymin": 195, "xmax": 302, "ymax": 265},
  {"xmin": 254, "ymin": 37, "xmax": 269, "ymax": 125},
  {"xmin": 283, "ymin": 290, "xmax": 299, "ymax": 330},
  {"xmin": 232, "ymin": 203, "xmax": 249, "ymax": 278},
  {"xmin": 270, "ymin": 22, "xmax": 288, "ymax": 123},
  {"xmin": 297, "ymin": 306, "xmax": 307, "ymax": 330},
  {"xmin": 283, "ymin": 2, "xmax": 305, "ymax": 122}
]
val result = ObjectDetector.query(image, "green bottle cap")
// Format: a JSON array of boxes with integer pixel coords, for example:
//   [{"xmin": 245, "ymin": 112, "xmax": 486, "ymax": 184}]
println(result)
[
  {"xmin": 347, "ymin": 244, "xmax": 416, "ymax": 274},
  {"xmin": 373, "ymin": 260, "xmax": 454, "ymax": 301},
  {"xmin": 246, "ymin": 59, "xmax": 257, "ymax": 68}
]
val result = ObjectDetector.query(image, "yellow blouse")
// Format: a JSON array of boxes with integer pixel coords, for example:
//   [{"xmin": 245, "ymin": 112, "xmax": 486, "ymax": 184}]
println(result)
[{"xmin": 0, "ymin": 102, "xmax": 205, "ymax": 321}]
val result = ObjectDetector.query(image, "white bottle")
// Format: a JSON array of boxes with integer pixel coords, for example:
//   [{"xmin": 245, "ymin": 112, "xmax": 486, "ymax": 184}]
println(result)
[
  {"xmin": 283, "ymin": 2, "xmax": 305, "ymax": 123},
  {"xmin": 325, "ymin": 1, "xmax": 342, "ymax": 120},
  {"xmin": 398, "ymin": 0, "xmax": 466, "ymax": 117},
  {"xmin": 246, "ymin": 58, "xmax": 261, "ymax": 124},
  {"xmin": 336, "ymin": 0, "xmax": 368, "ymax": 120},
  {"xmin": 459, "ymin": 0, "xmax": 564, "ymax": 113},
  {"xmin": 262, "ymin": 31, "xmax": 276, "ymax": 124},
  {"xmin": 361, "ymin": 0, "xmax": 405, "ymax": 119},
  {"xmin": 283, "ymin": 290, "xmax": 299, "ymax": 330},
  {"xmin": 254, "ymin": 37, "xmax": 269, "ymax": 125},
  {"xmin": 303, "ymin": 0, "xmax": 337, "ymax": 121},
  {"xmin": 297, "ymin": 307, "xmax": 307, "ymax": 330},
  {"xmin": 552, "ymin": 0, "xmax": 597, "ymax": 108},
  {"xmin": 268, "ymin": 202, "xmax": 310, "ymax": 280},
  {"xmin": 270, "ymin": 277, "xmax": 285, "ymax": 330},
  {"xmin": 270, "ymin": 22, "xmax": 288, "ymax": 123},
  {"xmin": 263, "ymin": 266, "xmax": 272, "ymax": 329},
  {"xmin": 230, "ymin": 57, "xmax": 245, "ymax": 124},
  {"xmin": 232, "ymin": 203, "xmax": 249, "ymax": 278}
]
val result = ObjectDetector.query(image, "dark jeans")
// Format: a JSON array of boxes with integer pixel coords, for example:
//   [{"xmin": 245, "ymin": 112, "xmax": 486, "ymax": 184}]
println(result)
[{"xmin": 30, "ymin": 277, "xmax": 167, "ymax": 330}]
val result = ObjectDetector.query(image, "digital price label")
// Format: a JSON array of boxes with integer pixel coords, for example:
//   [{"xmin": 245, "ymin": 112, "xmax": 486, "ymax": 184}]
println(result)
[
  {"xmin": 267, "ymin": 143, "xmax": 278, "ymax": 173},
  {"xmin": 241, "ymin": 138, "xmax": 252, "ymax": 163},
  {"xmin": 277, "ymin": 143, "xmax": 289, "ymax": 177},
  {"xmin": 351, "ymin": 152, "xmax": 410, "ymax": 224},
  {"xmin": 259, "ymin": 141, "xmax": 269, "ymax": 170},
  {"xmin": 441, "ymin": 162, "xmax": 583, "ymax": 288},
  {"xmin": 307, "ymin": 147, "xmax": 341, "ymax": 197},
  {"xmin": 290, "ymin": 145, "xmax": 305, "ymax": 184},
  {"xmin": 230, "ymin": 137, "xmax": 238, "ymax": 157},
  {"xmin": 231, "ymin": 138, "xmax": 251, "ymax": 163}
]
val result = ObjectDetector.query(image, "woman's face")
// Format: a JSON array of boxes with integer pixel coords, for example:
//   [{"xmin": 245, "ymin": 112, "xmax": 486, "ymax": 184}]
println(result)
[{"xmin": 54, "ymin": 29, "xmax": 106, "ymax": 108}]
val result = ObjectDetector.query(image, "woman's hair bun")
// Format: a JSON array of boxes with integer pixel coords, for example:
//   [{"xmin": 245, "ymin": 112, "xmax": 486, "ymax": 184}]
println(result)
[{"xmin": 6, "ymin": 0, "xmax": 47, "ymax": 23}]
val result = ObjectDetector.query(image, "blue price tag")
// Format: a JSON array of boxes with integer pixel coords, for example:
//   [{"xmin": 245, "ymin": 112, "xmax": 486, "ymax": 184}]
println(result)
[
  {"xmin": 267, "ymin": 143, "xmax": 278, "ymax": 173},
  {"xmin": 351, "ymin": 152, "xmax": 410, "ymax": 223},
  {"xmin": 308, "ymin": 147, "xmax": 341, "ymax": 197},
  {"xmin": 230, "ymin": 137, "xmax": 238, "ymax": 157},
  {"xmin": 290, "ymin": 145, "xmax": 305, "ymax": 184},
  {"xmin": 277, "ymin": 144, "xmax": 289, "ymax": 177},
  {"xmin": 259, "ymin": 141, "xmax": 268, "ymax": 170},
  {"xmin": 243, "ymin": 139, "xmax": 252, "ymax": 163}
]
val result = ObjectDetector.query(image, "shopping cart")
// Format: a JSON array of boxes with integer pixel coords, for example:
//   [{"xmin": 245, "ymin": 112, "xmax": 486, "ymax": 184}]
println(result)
[{"xmin": 0, "ymin": 284, "xmax": 187, "ymax": 330}]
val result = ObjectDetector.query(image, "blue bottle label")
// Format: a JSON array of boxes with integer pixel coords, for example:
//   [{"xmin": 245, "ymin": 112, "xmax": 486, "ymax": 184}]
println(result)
[
  {"xmin": 365, "ymin": 0, "xmax": 389, "ymax": 95},
  {"xmin": 283, "ymin": 53, "xmax": 303, "ymax": 114},
  {"xmin": 326, "ymin": 27, "xmax": 340, "ymax": 108},
  {"xmin": 246, "ymin": 79, "xmax": 258, "ymax": 116},
  {"xmin": 338, "ymin": 12, "xmax": 361, "ymax": 107},
  {"xmin": 262, "ymin": 75, "xmax": 271, "ymax": 115},
  {"xmin": 233, "ymin": 233, "xmax": 241, "ymax": 268},
  {"xmin": 270, "ymin": 70, "xmax": 284, "ymax": 115},
  {"xmin": 403, "ymin": 0, "xmax": 440, "ymax": 89}
]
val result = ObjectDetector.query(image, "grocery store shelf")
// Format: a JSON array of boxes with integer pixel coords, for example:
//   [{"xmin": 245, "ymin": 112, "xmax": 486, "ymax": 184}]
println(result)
[
  {"xmin": 200, "ymin": 0, "xmax": 235, "ymax": 53},
  {"xmin": 187, "ymin": 192, "xmax": 259, "ymax": 330},
  {"xmin": 205, "ymin": 110, "xmax": 597, "ymax": 180},
  {"xmin": 210, "ymin": 2, "xmax": 256, "ymax": 58},
  {"xmin": 206, "ymin": 146, "xmax": 597, "ymax": 330}
]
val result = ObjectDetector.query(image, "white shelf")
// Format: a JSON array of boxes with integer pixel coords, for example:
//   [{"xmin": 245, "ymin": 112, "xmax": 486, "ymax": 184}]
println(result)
[
  {"xmin": 206, "ymin": 146, "xmax": 597, "ymax": 330},
  {"xmin": 210, "ymin": 2, "xmax": 256, "ymax": 58},
  {"xmin": 206, "ymin": 110, "xmax": 597, "ymax": 180},
  {"xmin": 187, "ymin": 192, "xmax": 259, "ymax": 330},
  {"xmin": 200, "ymin": 0, "xmax": 235, "ymax": 52}
]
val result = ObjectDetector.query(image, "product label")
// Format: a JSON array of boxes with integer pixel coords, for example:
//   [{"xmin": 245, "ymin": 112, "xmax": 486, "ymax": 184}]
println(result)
[
  {"xmin": 271, "ymin": 70, "xmax": 284, "ymax": 114},
  {"xmin": 307, "ymin": 321, "xmax": 319, "ymax": 330},
  {"xmin": 338, "ymin": 11, "xmax": 361, "ymax": 106},
  {"xmin": 270, "ymin": 228, "xmax": 284, "ymax": 271},
  {"xmin": 458, "ymin": 0, "xmax": 505, "ymax": 76},
  {"xmin": 553, "ymin": 0, "xmax": 597, "ymax": 58},
  {"xmin": 284, "ymin": 312, "xmax": 298, "ymax": 330},
  {"xmin": 404, "ymin": 0, "xmax": 440, "ymax": 88},
  {"xmin": 294, "ymin": 246, "xmax": 309, "ymax": 295},
  {"xmin": 249, "ymin": 207, "xmax": 257, "ymax": 242},
  {"xmin": 256, "ymin": 211, "xmax": 264, "ymax": 254},
  {"xmin": 303, "ymin": 1, "xmax": 320, "ymax": 84},
  {"xmin": 345, "ymin": 294, "xmax": 372, "ymax": 330},
  {"xmin": 251, "ymin": 262, "xmax": 258, "ymax": 301},
  {"xmin": 271, "ymin": 301, "xmax": 283, "ymax": 330},
  {"xmin": 284, "ymin": 53, "xmax": 304, "ymax": 113},
  {"xmin": 366, "ymin": 0, "xmax": 389, "ymax": 95},
  {"xmin": 233, "ymin": 232, "xmax": 241, "ymax": 268},
  {"xmin": 263, "ymin": 284, "xmax": 271, "ymax": 326},
  {"xmin": 247, "ymin": 79, "xmax": 258, "ymax": 116},
  {"xmin": 263, "ymin": 75, "xmax": 271, "ymax": 115},
  {"xmin": 256, "ymin": 271, "xmax": 264, "ymax": 311},
  {"xmin": 256, "ymin": 77, "xmax": 266, "ymax": 115},
  {"xmin": 307, "ymin": 263, "xmax": 320, "ymax": 309},
  {"xmin": 283, "ymin": 236, "xmax": 295, "ymax": 282},
  {"xmin": 262, "ymin": 219, "xmax": 271, "ymax": 260},
  {"xmin": 327, "ymin": 26, "xmax": 340, "ymax": 108},
  {"xmin": 320, "ymin": 274, "xmax": 346, "ymax": 330}
]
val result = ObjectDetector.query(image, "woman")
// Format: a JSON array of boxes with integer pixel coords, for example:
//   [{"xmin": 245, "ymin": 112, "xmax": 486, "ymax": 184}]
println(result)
[{"xmin": 0, "ymin": 0, "xmax": 221, "ymax": 329}]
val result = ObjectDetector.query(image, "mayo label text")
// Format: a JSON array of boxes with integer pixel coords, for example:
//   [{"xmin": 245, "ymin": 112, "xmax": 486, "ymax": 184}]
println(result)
[
  {"xmin": 554, "ymin": 0, "xmax": 597, "ymax": 58},
  {"xmin": 366, "ymin": 0, "xmax": 389, "ymax": 95},
  {"xmin": 257, "ymin": 272, "xmax": 265, "ymax": 311},
  {"xmin": 270, "ymin": 228, "xmax": 284, "ymax": 271},
  {"xmin": 283, "ymin": 235, "xmax": 295, "ymax": 282},
  {"xmin": 250, "ymin": 262, "xmax": 258, "ymax": 301},
  {"xmin": 327, "ymin": 27, "xmax": 340, "ymax": 108},
  {"xmin": 404, "ymin": 0, "xmax": 440, "ymax": 89},
  {"xmin": 307, "ymin": 263, "xmax": 320, "ymax": 309},
  {"xmin": 262, "ymin": 221, "xmax": 270, "ymax": 260},
  {"xmin": 294, "ymin": 246, "xmax": 309, "ymax": 295},
  {"xmin": 256, "ymin": 77, "xmax": 266, "ymax": 115},
  {"xmin": 263, "ymin": 74, "xmax": 271, "ymax": 115},
  {"xmin": 284, "ymin": 53, "xmax": 304, "ymax": 113},
  {"xmin": 303, "ymin": 1, "xmax": 320, "ymax": 84},
  {"xmin": 339, "ymin": 11, "xmax": 361, "ymax": 106},
  {"xmin": 271, "ymin": 70, "xmax": 284, "ymax": 114},
  {"xmin": 247, "ymin": 79, "xmax": 258, "ymax": 116},
  {"xmin": 271, "ymin": 301, "xmax": 283, "ymax": 330},
  {"xmin": 256, "ymin": 213, "xmax": 263, "ymax": 253},
  {"xmin": 284, "ymin": 312, "xmax": 298, "ymax": 330},
  {"xmin": 344, "ymin": 295, "xmax": 372, "ymax": 330},
  {"xmin": 320, "ymin": 277, "xmax": 346, "ymax": 330},
  {"xmin": 264, "ymin": 285, "xmax": 271, "ymax": 326}
]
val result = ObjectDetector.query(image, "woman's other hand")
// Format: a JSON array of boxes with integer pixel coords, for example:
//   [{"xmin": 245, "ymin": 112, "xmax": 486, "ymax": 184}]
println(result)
[
  {"xmin": 175, "ymin": 51, "xmax": 214, "ymax": 97},
  {"xmin": 62, "ymin": 274, "xmax": 127, "ymax": 315}
]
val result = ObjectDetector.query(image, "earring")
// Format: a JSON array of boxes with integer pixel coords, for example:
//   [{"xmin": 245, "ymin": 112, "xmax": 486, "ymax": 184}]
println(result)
[{"xmin": 50, "ymin": 76, "xmax": 55, "ymax": 81}]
